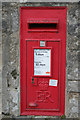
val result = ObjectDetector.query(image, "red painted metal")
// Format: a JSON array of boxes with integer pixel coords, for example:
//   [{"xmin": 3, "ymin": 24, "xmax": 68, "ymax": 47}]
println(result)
[{"xmin": 20, "ymin": 7, "xmax": 67, "ymax": 116}]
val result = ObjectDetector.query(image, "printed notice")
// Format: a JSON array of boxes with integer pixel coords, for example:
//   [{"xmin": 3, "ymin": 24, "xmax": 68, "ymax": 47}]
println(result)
[
  {"xmin": 49, "ymin": 79, "xmax": 58, "ymax": 86},
  {"xmin": 34, "ymin": 49, "xmax": 51, "ymax": 76}
]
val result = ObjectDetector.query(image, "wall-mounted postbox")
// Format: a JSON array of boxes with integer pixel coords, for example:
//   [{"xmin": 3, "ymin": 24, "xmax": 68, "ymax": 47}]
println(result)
[{"xmin": 20, "ymin": 7, "xmax": 67, "ymax": 116}]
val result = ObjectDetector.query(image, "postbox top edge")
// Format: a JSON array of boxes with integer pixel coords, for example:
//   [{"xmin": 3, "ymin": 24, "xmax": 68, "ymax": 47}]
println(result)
[{"xmin": 20, "ymin": 6, "xmax": 67, "ymax": 10}]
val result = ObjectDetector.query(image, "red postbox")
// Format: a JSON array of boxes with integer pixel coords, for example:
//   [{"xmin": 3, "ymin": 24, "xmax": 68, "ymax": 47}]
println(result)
[{"xmin": 20, "ymin": 7, "xmax": 67, "ymax": 116}]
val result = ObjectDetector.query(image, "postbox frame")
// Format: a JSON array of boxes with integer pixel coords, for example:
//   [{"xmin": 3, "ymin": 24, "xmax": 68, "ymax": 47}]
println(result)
[{"xmin": 20, "ymin": 6, "xmax": 67, "ymax": 116}]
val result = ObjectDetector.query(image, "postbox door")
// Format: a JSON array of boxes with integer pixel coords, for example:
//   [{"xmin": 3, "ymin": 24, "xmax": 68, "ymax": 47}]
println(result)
[{"xmin": 26, "ymin": 40, "xmax": 60, "ymax": 110}]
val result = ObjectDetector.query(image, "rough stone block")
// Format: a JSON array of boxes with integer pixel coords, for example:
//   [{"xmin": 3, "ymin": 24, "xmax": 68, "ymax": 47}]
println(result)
[
  {"xmin": 67, "ymin": 50, "xmax": 79, "ymax": 80},
  {"xmin": 67, "ymin": 93, "xmax": 80, "ymax": 118},
  {"xmin": 11, "ymin": 9, "xmax": 19, "ymax": 32},
  {"xmin": 67, "ymin": 35, "xmax": 79, "ymax": 50},
  {"xmin": 68, "ymin": 80, "xmax": 80, "ymax": 92}
]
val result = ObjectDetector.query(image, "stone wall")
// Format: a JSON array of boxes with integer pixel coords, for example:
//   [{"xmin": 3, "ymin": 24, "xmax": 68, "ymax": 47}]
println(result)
[
  {"xmin": 2, "ymin": 2, "xmax": 20, "ymax": 117},
  {"xmin": 2, "ymin": 2, "xmax": 80, "ymax": 119},
  {"xmin": 0, "ymin": 2, "xmax": 2, "ymax": 120}
]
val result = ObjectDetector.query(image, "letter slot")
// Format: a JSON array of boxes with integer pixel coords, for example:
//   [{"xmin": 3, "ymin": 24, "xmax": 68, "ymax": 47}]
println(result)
[{"xmin": 28, "ymin": 19, "xmax": 59, "ymax": 32}]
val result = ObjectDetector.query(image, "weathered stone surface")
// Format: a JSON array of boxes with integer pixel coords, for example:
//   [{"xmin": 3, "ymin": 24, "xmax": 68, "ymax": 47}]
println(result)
[
  {"xmin": 14, "ymin": 116, "xmax": 59, "ymax": 120},
  {"xmin": 10, "ymin": 105, "xmax": 19, "ymax": 116},
  {"xmin": 0, "ymin": 90, "xmax": 2, "ymax": 115},
  {"xmin": 20, "ymin": 0, "xmax": 79, "ymax": 2},
  {"xmin": 2, "ymin": 2, "xmax": 20, "ymax": 117},
  {"xmin": 67, "ymin": 35, "xmax": 79, "ymax": 50},
  {"xmin": 67, "ymin": 93, "xmax": 79, "ymax": 118},
  {"xmin": 67, "ymin": 4, "xmax": 80, "ymax": 81},
  {"xmin": 9, "ymin": 89, "xmax": 18, "ymax": 104},
  {"xmin": 0, "ymin": 3, "xmax": 2, "ymax": 118},
  {"xmin": 11, "ymin": 9, "xmax": 19, "ymax": 32},
  {"xmin": 68, "ymin": 80, "xmax": 80, "ymax": 92},
  {"xmin": 67, "ymin": 50, "xmax": 79, "ymax": 80}
]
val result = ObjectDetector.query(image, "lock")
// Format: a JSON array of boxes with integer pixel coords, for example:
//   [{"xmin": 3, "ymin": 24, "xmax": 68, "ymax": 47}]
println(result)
[{"xmin": 32, "ymin": 77, "xmax": 38, "ymax": 85}]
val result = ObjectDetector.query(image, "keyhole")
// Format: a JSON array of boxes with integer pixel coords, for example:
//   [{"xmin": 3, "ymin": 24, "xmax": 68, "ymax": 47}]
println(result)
[{"xmin": 32, "ymin": 77, "xmax": 34, "ymax": 84}]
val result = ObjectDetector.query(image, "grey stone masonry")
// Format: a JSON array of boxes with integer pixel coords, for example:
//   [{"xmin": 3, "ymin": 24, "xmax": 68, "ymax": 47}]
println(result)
[
  {"xmin": 2, "ymin": 2, "xmax": 20, "ymax": 117},
  {"xmin": 0, "ymin": 2, "xmax": 2, "ymax": 120},
  {"xmin": 19, "ymin": 0, "xmax": 79, "ymax": 2},
  {"xmin": 1, "ymin": 2, "xmax": 80, "ymax": 119}
]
